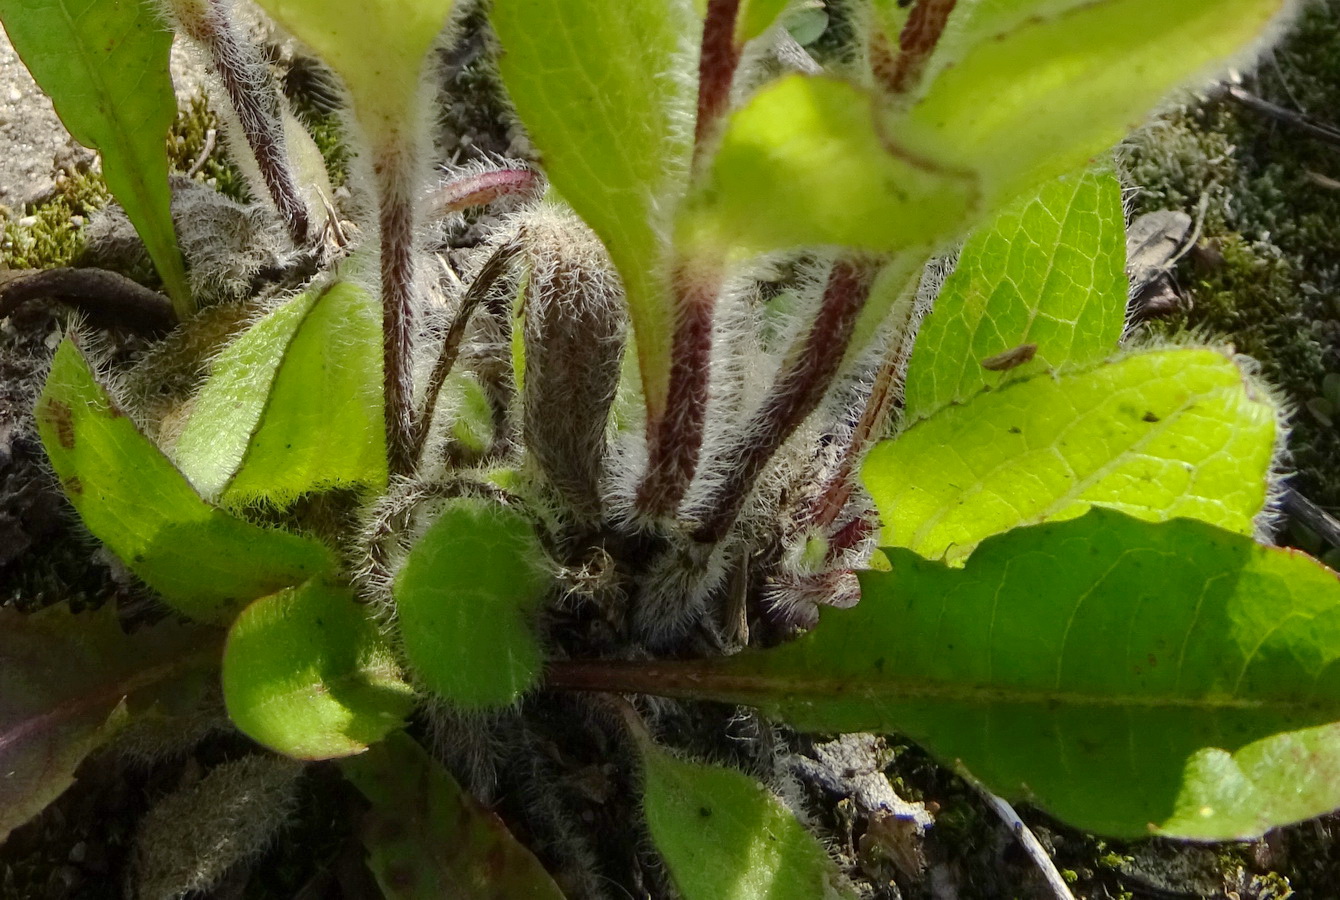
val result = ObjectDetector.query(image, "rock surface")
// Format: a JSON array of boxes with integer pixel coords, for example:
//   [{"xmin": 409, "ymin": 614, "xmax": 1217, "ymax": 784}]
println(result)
[{"xmin": 0, "ymin": 30, "xmax": 207, "ymax": 206}]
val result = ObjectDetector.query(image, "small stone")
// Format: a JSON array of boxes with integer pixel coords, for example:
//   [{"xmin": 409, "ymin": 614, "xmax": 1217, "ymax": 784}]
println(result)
[{"xmin": 7, "ymin": 87, "xmax": 20, "ymax": 102}]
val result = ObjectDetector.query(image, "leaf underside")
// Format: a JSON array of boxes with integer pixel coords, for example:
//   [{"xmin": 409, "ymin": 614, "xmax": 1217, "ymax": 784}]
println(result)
[
  {"xmin": 890, "ymin": 0, "xmax": 1290, "ymax": 205},
  {"xmin": 903, "ymin": 165, "xmax": 1128, "ymax": 422},
  {"xmin": 36, "ymin": 338, "xmax": 333, "ymax": 624},
  {"xmin": 692, "ymin": 0, "xmax": 1288, "ymax": 261}
]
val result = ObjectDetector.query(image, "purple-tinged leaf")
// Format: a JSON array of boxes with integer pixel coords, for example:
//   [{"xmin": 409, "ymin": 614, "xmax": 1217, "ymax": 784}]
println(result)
[
  {"xmin": 341, "ymin": 732, "xmax": 567, "ymax": 899},
  {"xmin": 0, "ymin": 606, "xmax": 220, "ymax": 843}
]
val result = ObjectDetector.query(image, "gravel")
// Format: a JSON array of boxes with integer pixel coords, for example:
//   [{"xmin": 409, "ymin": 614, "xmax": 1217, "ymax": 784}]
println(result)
[{"xmin": 0, "ymin": 28, "xmax": 208, "ymax": 208}]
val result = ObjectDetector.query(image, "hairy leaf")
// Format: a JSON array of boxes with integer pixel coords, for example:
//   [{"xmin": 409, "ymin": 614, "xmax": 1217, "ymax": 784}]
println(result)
[
  {"xmin": 394, "ymin": 498, "xmax": 549, "ymax": 708},
  {"xmin": 641, "ymin": 742, "xmax": 856, "ymax": 900},
  {"xmin": 222, "ymin": 581, "xmax": 414, "ymax": 759},
  {"xmin": 617, "ymin": 510, "xmax": 1340, "ymax": 839},
  {"xmin": 36, "ymin": 338, "xmax": 333, "ymax": 624},
  {"xmin": 684, "ymin": 75, "xmax": 975, "ymax": 256},
  {"xmin": 253, "ymin": 0, "xmax": 454, "ymax": 140},
  {"xmin": 0, "ymin": 606, "xmax": 219, "ymax": 842},
  {"xmin": 341, "ymin": 732, "xmax": 566, "ymax": 899},
  {"xmin": 0, "ymin": 0, "xmax": 191, "ymax": 314},
  {"xmin": 888, "ymin": 0, "xmax": 1292, "ymax": 207},
  {"xmin": 904, "ymin": 167, "xmax": 1127, "ymax": 422},
  {"xmin": 173, "ymin": 281, "xmax": 385, "ymax": 506},
  {"xmin": 490, "ymin": 0, "xmax": 696, "ymax": 421},
  {"xmin": 866, "ymin": 348, "xmax": 1277, "ymax": 564}
]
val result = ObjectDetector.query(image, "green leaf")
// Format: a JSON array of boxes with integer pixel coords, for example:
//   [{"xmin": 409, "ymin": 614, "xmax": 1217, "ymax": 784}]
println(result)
[
  {"xmin": 903, "ymin": 166, "xmax": 1128, "ymax": 422},
  {"xmin": 640, "ymin": 742, "xmax": 856, "ymax": 900},
  {"xmin": 444, "ymin": 372, "xmax": 494, "ymax": 460},
  {"xmin": 654, "ymin": 510, "xmax": 1340, "ymax": 839},
  {"xmin": 36, "ymin": 338, "xmax": 333, "ymax": 624},
  {"xmin": 172, "ymin": 282, "xmax": 386, "ymax": 506},
  {"xmin": 737, "ymin": 0, "xmax": 791, "ymax": 43},
  {"xmin": 682, "ymin": 75, "xmax": 976, "ymax": 256},
  {"xmin": 341, "ymin": 732, "xmax": 567, "ymax": 899},
  {"xmin": 865, "ymin": 348, "xmax": 1277, "ymax": 564},
  {"xmin": 394, "ymin": 498, "xmax": 549, "ymax": 709},
  {"xmin": 222, "ymin": 581, "xmax": 414, "ymax": 759},
  {"xmin": 490, "ymin": 0, "xmax": 696, "ymax": 420},
  {"xmin": 253, "ymin": 0, "xmax": 454, "ymax": 140},
  {"xmin": 0, "ymin": 606, "xmax": 220, "ymax": 842},
  {"xmin": 887, "ymin": 0, "xmax": 1291, "ymax": 207},
  {"xmin": 0, "ymin": 0, "xmax": 191, "ymax": 315}
]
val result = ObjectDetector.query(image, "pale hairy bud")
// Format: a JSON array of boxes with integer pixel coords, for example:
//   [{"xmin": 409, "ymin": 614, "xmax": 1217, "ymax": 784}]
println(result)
[
  {"xmin": 132, "ymin": 755, "xmax": 303, "ymax": 900},
  {"xmin": 520, "ymin": 206, "xmax": 628, "ymax": 521}
]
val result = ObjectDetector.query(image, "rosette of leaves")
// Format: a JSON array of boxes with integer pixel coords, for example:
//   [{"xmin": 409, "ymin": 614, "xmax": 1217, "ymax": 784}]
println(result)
[{"xmin": 7, "ymin": 0, "xmax": 1339, "ymax": 896}]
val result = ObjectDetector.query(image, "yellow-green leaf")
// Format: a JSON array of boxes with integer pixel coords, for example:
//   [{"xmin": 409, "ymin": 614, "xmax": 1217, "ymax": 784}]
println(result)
[
  {"xmin": 640, "ymin": 742, "xmax": 856, "ymax": 900},
  {"xmin": 394, "ymin": 498, "xmax": 550, "ymax": 709},
  {"xmin": 866, "ymin": 348, "xmax": 1278, "ymax": 564},
  {"xmin": 682, "ymin": 75, "xmax": 977, "ymax": 256},
  {"xmin": 172, "ymin": 282, "xmax": 386, "ymax": 507},
  {"xmin": 889, "ymin": 0, "xmax": 1292, "ymax": 207},
  {"xmin": 36, "ymin": 338, "xmax": 333, "ymax": 624},
  {"xmin": 253, "ymin": 0, "xmax": 454, "ymax": 140},
  {"xmin": 904, "ymin": 166, "xmax": 1128, "ymax": 422},
  {"xmin": 223, "ymin": 581, "xmax": 414, "ymax": 759}
]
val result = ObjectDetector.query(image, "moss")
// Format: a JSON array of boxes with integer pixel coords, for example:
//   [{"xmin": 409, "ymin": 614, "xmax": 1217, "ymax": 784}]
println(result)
[
  {"xmin": 1124, "ymin": 2, "xmax": 1340, "ymax": 510},
  {"xmin": 300, "ymin": 111, "xmax": 351, "ymax": 189},
  {"xmin": 169, "ymin": 93, "xmax": 251, "ymax": 202},
  {"xmin": 1, "ymin": 166, "xmax": 111, "ymax": 270}
]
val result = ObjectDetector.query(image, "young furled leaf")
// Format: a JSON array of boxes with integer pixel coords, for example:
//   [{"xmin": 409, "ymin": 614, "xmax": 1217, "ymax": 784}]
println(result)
[
  {"xmin": 222, "ymin": 581, "xmax": 414, "ymax": 759},
  {"xmin": 0, "ymin": 607, "xmax": 220, "ymax": 843},
  {"xmin": 520, "ymin": 208, "xmax": 627, "ymax": 520},
  {"xmin": 0, "ymin": 0, "xmax": 192, "ymax": 316},
  {"xmin": 36, "ymin": 338, "xmax": 334, "ymax": 624},
  {"xmin": 341, "ymin": 733, "xmax": 567, "ymax": 899},
  {"xmin": 560, "ymin": 510, "xmax": 1340, "ymax": 840},
  {"xmin": 866, "ymin": 348, "xmax": 1278, "ymax": 564},
  {"xmin": 394, "ymin": 498, "xmax": 550, "ymax": 708}
]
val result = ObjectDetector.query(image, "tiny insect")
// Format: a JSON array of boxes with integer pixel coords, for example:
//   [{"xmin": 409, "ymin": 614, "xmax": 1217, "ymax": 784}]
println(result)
[{"xmin": 979, "ymin": 342, "xmax": 1038, "ymax": 372}]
